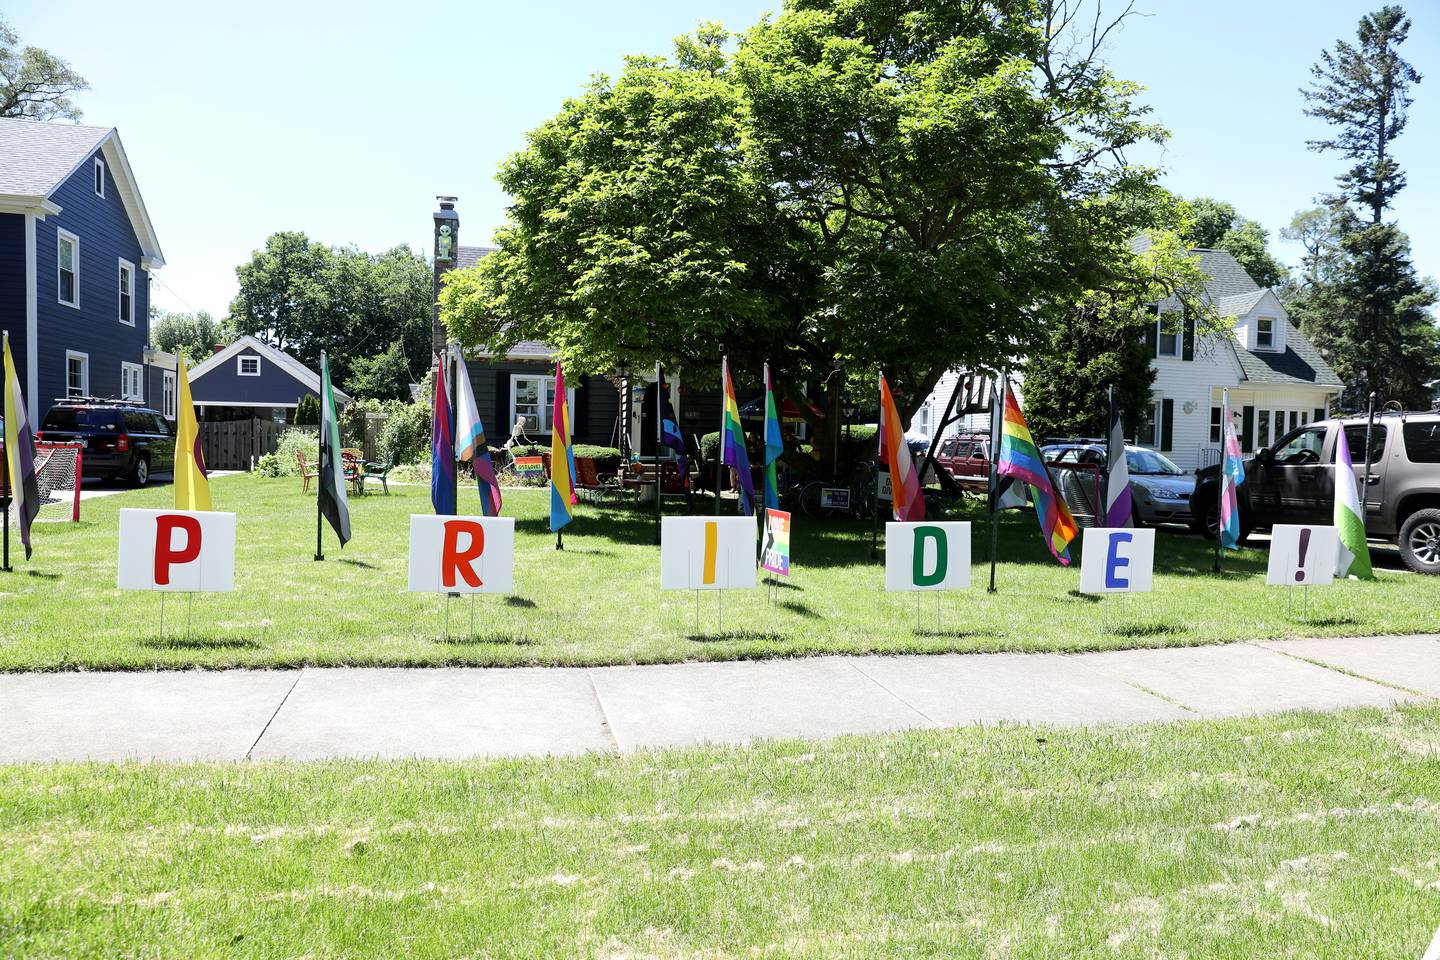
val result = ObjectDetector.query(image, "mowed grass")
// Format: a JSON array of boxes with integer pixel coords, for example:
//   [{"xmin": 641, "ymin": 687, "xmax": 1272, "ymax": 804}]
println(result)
[
  {"xmin": 5, "ymin": 705, "xmax": 1440, "ymax": 957},
  {"xmin": 0, "ymin": 473, "xmax": 1437, "ymax": 670}
]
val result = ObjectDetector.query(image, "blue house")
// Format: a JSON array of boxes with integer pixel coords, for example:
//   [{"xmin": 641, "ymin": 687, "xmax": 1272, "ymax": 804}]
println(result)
[
  {"xmin": 186, "ymin": 336, "xmax": 351, "ymax": 422},
  {"xmin": 0, "ymin": 118, "xmax": 167, "ymax": 428}
]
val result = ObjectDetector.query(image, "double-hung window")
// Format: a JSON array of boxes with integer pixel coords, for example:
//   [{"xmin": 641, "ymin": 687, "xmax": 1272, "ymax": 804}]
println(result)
[
  {"xmin": 1155, "ymin": 314, "xmax": 1181, "ymax": 358},
  {"xmin": 65, "ymin": 351, "xmax": 89, "ymax": 397},
  {"xmin": 510, "ymin": 376, "xmax": 575, "ymax": 434},
  {"xmin": 121, "ymin": 361, "xmax": 144, "ymax": 401},
  {"xmin": 118, "ymin": 259, "xmax": 136, "ymax": 326},
  {"xmin": 1256, "ymin": 316, "xmax": 1276, "ymax": 349},
  {"xmin": 58, "ymin": 230, "xmax": 80, "ymax": 307},
  {"xmin": 94, "ymin": 158, "xmax": 106, "ymax": 198},
  {"xmin": 162, "ymin": 371, "xmax": 177, "ymax": 419}
]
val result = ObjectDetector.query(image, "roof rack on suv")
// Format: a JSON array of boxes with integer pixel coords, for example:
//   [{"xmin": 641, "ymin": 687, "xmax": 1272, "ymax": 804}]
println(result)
[{"xmin": 51, "ymin": 396, "xmax": 150, "ymax": 407}]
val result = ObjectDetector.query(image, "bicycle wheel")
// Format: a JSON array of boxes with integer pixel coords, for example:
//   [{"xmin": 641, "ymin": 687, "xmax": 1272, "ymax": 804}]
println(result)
[{"xmin": 799, "ymin": 481, "xmax": 830, "ymax": 519}]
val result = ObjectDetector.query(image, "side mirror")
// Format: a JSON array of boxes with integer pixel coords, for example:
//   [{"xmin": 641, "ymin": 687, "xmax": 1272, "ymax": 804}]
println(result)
[{"xmin": 1256, "ymin": 448, "xmax": 1272, "ymax": 463}]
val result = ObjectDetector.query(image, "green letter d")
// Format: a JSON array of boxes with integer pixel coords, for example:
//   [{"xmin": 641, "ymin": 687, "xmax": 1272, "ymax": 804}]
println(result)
[{"xmin": 911, "ymin": 526, "xmax": 948, "ymax": 587}]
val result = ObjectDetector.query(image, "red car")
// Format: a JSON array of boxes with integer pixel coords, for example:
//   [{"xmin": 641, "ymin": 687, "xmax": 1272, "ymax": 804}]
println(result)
[{"xmin": 934, "ymin": 432, "xmax": 992, "ymax": 492}]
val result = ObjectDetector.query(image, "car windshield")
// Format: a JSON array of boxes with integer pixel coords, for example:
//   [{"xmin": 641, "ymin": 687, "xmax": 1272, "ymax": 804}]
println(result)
[
  {"xmin": 40, "ymin": 408, "xmax": 123, "ymax": 431},
  {"xmin": 1125, "ymin": 450, "xmax": 1183, "ymax": 475}
]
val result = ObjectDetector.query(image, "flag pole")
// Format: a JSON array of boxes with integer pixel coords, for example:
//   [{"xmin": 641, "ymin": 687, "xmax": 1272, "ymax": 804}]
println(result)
[
  {"xmin": 1361, "ymin": 391, "xmax": 1376, "ymax": 521},
  {"xmin": 315, "ymin": 350, "xmax": 326, "ymax": 562},
  {"xmin": 2, "ymin": 332, "xmax": 9, "ymax": 572},
  {"xmin": 654, "ymin": 361, "xmax": 663, "ymax": 545},
  {"xmin": 715, "ymin": 355, "xmax": 726, "ymax": 516},
  {"xmin": 988, "ymin": 372, "xmax": 1005, "ymax": 594},
  {"xmin": 870, "ymin": 367, "xmax": 881, "ymax": 561},
  {"xmin": 1213, "ymin": 389, "xmax": 1226, "ymax": 574},
  {"xmin": 449, "ymin": 342, "xmax": 459, "ymax": 511}
]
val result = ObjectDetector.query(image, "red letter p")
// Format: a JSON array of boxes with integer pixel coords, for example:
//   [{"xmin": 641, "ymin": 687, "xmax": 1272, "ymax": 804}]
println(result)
[{"xmin": 154, "ymin": 515, "xmax": 202, "ymax": 586}]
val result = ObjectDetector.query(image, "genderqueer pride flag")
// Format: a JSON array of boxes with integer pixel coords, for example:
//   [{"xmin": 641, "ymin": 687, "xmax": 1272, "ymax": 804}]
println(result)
[
  {"xmin": 2, "ymin": 333, "xmax": 39, "ymax": 559},
  {"xmin": 1103, "ymin": 385, "xmax": 1131, "ymax": 527},
  {"xmin": 996, "ymin": 384, "xmax": 1076, "ymax": 564},
  {"xmin": 720, "ymin": 357, "xmax": 755, "ymax": 516},
  {"xmin": 1333, "ymin": 426, "xmax": 1373, "ymax": 579},
  {"xmin": 318, "ymin": 351, "xmax": 351, "ymax": 548},
  {"xmin": 878, "ymin": 372, "xmax": 923, "ymax": 522},
  {"xmin": 549, "ymin": 361, "xmax": 576, "ymax": 532},
  {"xmin": 453, "ymin": 351, "xmax": 502, "ymax": 517},
  {"xmin": 762, "ymin": 363, "xmax": 783, "ymax": 512}
]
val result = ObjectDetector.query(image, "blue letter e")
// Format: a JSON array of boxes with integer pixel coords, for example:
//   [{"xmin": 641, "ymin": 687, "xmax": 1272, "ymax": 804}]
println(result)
[{"xmin": 1105, "ymin": 532, "xmax": 1133, "ymax": 589}]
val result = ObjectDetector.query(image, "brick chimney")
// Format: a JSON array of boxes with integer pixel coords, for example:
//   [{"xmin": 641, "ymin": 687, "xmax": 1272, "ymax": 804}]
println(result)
[{"xmin": 432, "ymin": 196, "xmax": 459, "ymax": 357}]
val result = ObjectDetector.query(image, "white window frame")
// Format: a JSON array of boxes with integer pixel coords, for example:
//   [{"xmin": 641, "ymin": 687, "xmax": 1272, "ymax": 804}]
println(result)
[
  {"xmin": 118, "ymin": 258, "xmax": 136, "ymax": 326},
  {"xmin": 57, "ymin": 229, "xmax": 80, "ymax": 308},
  {"xmin": 509, "ymin": 375, "xmax": 576, "ymax": 434},
  {"xmin": 65, "ymin": 350, "xmax": 89, "ymax": 397},
  {"xmin": 121, "ymin": 361, "xmax": 144, "ymax": 401},
  {"xmin": 1140, "ymin": 401, "xmax": 1162, "ymax": 447},
  {"xmin": 161, "ymin": 370, "xmax": 177, "ymax": 419},
  {"xmin": 1256, "ymin": 316, "xmax": 1276, "ymax": 350},
  {"xmin": 237, "ymin": 355, "xmax": 261, "ymax": 377},
  {"xmin": 1155, "ymin": 314, "xmax": 1181, "ymax": 358},
  {"xmin": 94, "ymin": 157, "xmax": 106, "ymax": 198}
]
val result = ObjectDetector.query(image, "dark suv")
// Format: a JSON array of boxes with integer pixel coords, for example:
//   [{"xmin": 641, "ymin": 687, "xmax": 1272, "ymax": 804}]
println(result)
[
  {"xmin": 37, "ymin": 399, "xmax": 175, "ymax": 486},
  {"xmin": 1191, "ymin": 412, "xmax": 1440, "ymax": 574}
]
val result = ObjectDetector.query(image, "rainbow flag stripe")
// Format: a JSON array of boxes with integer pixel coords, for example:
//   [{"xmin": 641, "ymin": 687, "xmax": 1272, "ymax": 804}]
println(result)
[
  {"xmin": 549, "ymin": 361, "xmax": 576, "ymax": 532},
  {"xmin": 997, "ymin": 388, "xmax": 1077, "ymax": 565},
  {"xmin": 721, "ymin": 358, "xmax": 755, "ymax": 516}
]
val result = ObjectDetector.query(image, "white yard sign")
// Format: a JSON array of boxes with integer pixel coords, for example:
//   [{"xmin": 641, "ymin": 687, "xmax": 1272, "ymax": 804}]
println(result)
[
  {"xmin": 1079, "ymin": 527, "xmax": 1156, "ymax": 594},
  {"xmin": 1267, "ymin": 524, "xmax": 1338, "ymax": 587},
  {"xmin": 885, "ymin": 522, "xmax": 971, "ymax": 592},
  {"xmin": 660, "ymin": 516, "xmax": 757, "ymax": 590},
  {"xmin": 117, "ymin": 509, "xmax": 236, "ymax": 593},
  {"xmin": 408, "ymin": 515, "xmax": 515, "ymax": 594}
]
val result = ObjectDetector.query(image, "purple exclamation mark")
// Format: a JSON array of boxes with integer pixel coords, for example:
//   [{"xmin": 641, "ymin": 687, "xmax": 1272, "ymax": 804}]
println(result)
[{"xmin": 1295, "ymin": 528, "xmax": 1311, "ymax": 583}]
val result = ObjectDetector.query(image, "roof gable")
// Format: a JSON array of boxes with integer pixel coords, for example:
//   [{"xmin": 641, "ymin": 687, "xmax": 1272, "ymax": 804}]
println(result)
[{"xmin": 188, "ymin": 336, "xmax": 352, "ymax": 403}]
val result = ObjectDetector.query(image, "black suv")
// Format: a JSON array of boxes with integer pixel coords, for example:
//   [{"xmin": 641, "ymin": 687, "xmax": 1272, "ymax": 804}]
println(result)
[
  {"xmin": 37, "ymin": 399, "xmax": 176, "ymax": 486},
  {"xmin": 1192, "ymin": 412, "xmax": 1440, "ymax": 574}
]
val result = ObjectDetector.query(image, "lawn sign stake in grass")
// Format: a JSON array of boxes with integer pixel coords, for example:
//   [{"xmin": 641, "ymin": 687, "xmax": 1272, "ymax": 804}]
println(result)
[
  {"xmin": 408, "ymin": 515, "xmax": 515, "ymax": 639},
  {"xmin": 1079, "ymin": 527, "xmax": 1156, "ymax": 632},
  {"xmin": 1267, "ymin": 524, "xmax": 1339, "ymax": 621},
  {"xmin": 885, "ymin": 522, "xmax": 970, "ymax": 632},
  {"xmin": 760, "ymin": 508, "xmax": 791, "ymax": 603},
  {"xmin": 117, "ymin": 509, "xmax": 236, "ymax": 641},
  {"xmin": 661, "ymin": 516, "xmax": 756, "ymax": 633}
]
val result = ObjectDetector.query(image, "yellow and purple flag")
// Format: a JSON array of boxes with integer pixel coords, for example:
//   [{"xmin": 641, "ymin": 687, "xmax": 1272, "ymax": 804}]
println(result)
[
  {"xmin": 996, "ymin": 385, "xmax": 1077, "ymax": 564},
  {"xmin": 879, "ymin": 373, "xmax": 924, "ymax": 522},
  {"xmin": 549, "ymin": 361, "xmax": 576, "ymax": 532},
  {"xmin": 720, "ymin": 357, "xmax": 755, "ymax": 516},
  {"xmin": 2, "ymin": 333, "xmax": 40, "ymax": 559},
  {"xmin": 173, "ymin": 354, "xmax": 211, "ymax": 511}
]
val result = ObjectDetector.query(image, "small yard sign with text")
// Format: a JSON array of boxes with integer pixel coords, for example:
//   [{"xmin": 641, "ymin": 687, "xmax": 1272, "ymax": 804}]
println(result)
[
  {"xmin": 117, "ymin": 509, "xmax": 236, "ymax": 593},
  {"xmin": 661, "ymin": 516, "xmax": 757, "ymax": 590},
  {"xmin": 761, "ymin": 509, "xmax": 791, "ymax": 576},
  {"xmin": 408, "ymin": 515, "xmax": 515, "ymax": 594},
  {"xmin": 513, "ymin": 456, "xmax": 545, "ymax": 478},
  {"xmin": 885, "ymin": 522, "xmax": 970, "ymax": 591},
  {"xmin": 1267, "ymin": 525, "xmax": 1338, "ymax": 587},
  {"xmin": 1079, "ymin": 528, "xmax": 1156, "ymax": 593}
]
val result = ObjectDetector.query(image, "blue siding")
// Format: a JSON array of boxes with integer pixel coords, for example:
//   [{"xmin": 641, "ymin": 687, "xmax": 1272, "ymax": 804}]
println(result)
[
  {"xmin": 190, "ymin": 347, "xmax": 318, "ymax": 407},
  {"xmin": 0, "ymin": 213, "xmax": 24, "ymax": 379},
  {"xmin": 33, "ymin": 150, "xmax": 149, "ymax": 414}
]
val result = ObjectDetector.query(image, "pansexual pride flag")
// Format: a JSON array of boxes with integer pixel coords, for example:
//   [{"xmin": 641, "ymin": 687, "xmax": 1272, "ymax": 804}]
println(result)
[
  {"xmin": 720, "ymin": 357, "xmax": 755, "ymax": 516},
  {"xmin": 996, "ymin": 385, "xmax": 1077, "ymax": 564},
  {"xmin": 878, "ymin": 373, "xmax": 923, "ymax": 522},
  {"xmin": 549, "ymin": 361, "xmax": 576, "ymax": 532}
]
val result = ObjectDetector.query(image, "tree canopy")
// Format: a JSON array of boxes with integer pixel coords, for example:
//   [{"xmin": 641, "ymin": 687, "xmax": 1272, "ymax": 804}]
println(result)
[
  {"xmin": 0, "ymin": 17, "xmax": 88, "ymax": 121},
  {"xmin": 150, "ymin": 309, "xmax": 226, "ymax": 368},
  {"xmin": 442, "ymin": 0, "xmax": 1191, "ymax": 454},
  {"xmin": 1181, "ymin": 196, "xmax": 1286, "ymax": 289},
  {"xmin": 228, "ymin": 233, "xmax": 433, "ymax": 400}
]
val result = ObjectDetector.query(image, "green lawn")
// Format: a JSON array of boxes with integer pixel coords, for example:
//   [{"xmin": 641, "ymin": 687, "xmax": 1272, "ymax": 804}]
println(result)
[
  {"xmin": 0, "ymin": 473, "xmax": 1436, "ymax": 670},
  {"xmin": 4, "ymin": 704, "xmax": 1440, "ymax": 957}
]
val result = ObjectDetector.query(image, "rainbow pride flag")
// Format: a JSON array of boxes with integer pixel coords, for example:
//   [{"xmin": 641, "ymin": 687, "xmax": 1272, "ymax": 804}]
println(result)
[
  {"xmin": 762, "ymin": 363, "xmax": 783, "ymax": 511},
  {"xmin": 721, "ymin": 357, "xmax": 755, "ymax": 516},
  {"xmin": 996, "ymin": 386, "xmax": 1077, "ymax": 564},
  {"xmin": 549, "ymin": 361, "xmax": 576, "ymax": 532},
  {"xmin": 878, "ymin": 373, "xmax": 924, "ymax": 522}
]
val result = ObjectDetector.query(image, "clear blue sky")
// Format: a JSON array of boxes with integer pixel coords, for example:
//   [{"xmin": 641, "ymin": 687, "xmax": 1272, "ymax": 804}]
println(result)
[{"xmin": 8, "ymin": 0, "xmax": 1437, "ymax": 318}]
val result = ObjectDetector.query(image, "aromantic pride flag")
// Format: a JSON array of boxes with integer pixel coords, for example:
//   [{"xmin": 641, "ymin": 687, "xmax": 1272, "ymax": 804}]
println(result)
[
  {"xmin": 1102, "ymin": 385, "xmax": 1131, "ymax": 527},
  {"xmin": 762, "ymin": 363, "xmax": 783, "ymax": 511},
  {"xmin": 173, "ymin": 354, "xmax": 211, "ymax": 511},
  {"xmin": 1333, "ymin": 425, "xmax": 1373, "ymax": 579},
  {"xmin": 317, "ymin": 351, "xmax": 351, "ymax": 548},
  {"xmin": 720, "ymin": 357, "xmax": 755, "ymax": 516},
  {"xmin": 453, "ymin": 350, "xmax": 502, "ymax": 516},
  {"xmin": 1218, "ymin": 389, "xmax": 1244, "ymax": 554},
  {"xmin": 2, "ymin": 332, "xmax": 40, "ymax": 559},
  {"xmin": 549, "ymin": 361, "xmax": 576, "ymax": 532},
  {"xmin": 996, "ymin": 385, "xmax": 1077, "ymax": 564},
  {"xmin": 878, "ymin": 372, "xmax": 924, "ymax": 522},
  {"xmin": 430, "ymin": 356, "xmax": 457, "ymax": 515}
]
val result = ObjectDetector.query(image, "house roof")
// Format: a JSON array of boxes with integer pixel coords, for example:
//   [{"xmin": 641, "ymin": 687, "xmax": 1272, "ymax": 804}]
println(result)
[
  {"xmin": 456, "ymin": 244, "xmax": 497, "ymax": 271},
  {"xmin": 0, "ymin": 118, "xmax": 165, "ymax": 267},
  {"xmin": 187, "ymin": 336, "xmax": 352, "ymax": 404},
  {"xmin": 1228, "ymin": 319, "xmax": 1343, "ymax": 388},
  {"xmin": 1211, "ymin": 289, "xmax": 1268, "ymax": 318},
  {"xmin": 448, "ymin": 246, "xmax": 557, "ymax": 362}
]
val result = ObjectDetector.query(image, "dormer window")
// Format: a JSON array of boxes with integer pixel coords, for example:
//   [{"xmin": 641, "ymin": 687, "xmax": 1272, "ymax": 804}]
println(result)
[
  {"xmin": 1156, "ymin": 315, "xmax": 1181, "ymax": 357},
  {"xmin": 238, "ymin": 355, "xmax": 261, "ymax": 377},
  {"xmin": 94, "ymin": 158, "xmax": 106, "ymax": 198},
  {"xmin": 1256, "ymin": 316, "xmax": 1276, "ymax": 350}
]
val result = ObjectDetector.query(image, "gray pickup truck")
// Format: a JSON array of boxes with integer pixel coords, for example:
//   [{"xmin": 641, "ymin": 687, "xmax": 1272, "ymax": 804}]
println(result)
[{"xmin": 1191, "ymin": 411, "xmax": 1440, "ymax": 574}]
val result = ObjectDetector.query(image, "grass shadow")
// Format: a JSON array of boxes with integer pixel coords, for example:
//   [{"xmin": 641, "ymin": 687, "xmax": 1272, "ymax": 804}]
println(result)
[
  {"xmin": 139, "ymin": 636, "xmax": 261, "ymax": 650},
  {"xmin": 912, "ymin": 627, "xmax": 989, "ymax": 639},
  {"xmin": 1109, "ymin": 622, "xmax": 1181, "ymax": 638},
  {"xmin": 432, "ymin": 633, "xmax": 536, "ymax": 647},
  {"xmin": 685, "ymin": 630, "xmax": 788, "ymax": 644},
  {"xmin": 503, "ymin": 596, "xmax": 538, "ymax": 608},
  {"xmin": 335, "ymin": 558, "xmax": 378, "ymax": 569},
  {"xmin": 24, "ymin": 570, "xmax": 62, "ymax": 580},
  {"xmin": 1065, "ymin": 590, "xmax": 1103, "ymax": 604},
  {"xmin": 1290, "ymin": 616, "xmax": 1360, "ymax": 628},
  {"xmin": 777, "ymin": 600, "xmax": 819, "ymax": 618}
]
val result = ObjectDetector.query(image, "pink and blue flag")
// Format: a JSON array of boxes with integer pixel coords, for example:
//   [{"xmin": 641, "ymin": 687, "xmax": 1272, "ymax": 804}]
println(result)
[
  {"xmin": 430, "ymin": 357, "xmax": 456, "ymax": 515},
  {"xmin": 453, "ymin": 351, "xmax": 502, "ymax": 516},
  {"xmin": 1218, "ymin": 389, "xmax": 1245, "ymax": 552}
]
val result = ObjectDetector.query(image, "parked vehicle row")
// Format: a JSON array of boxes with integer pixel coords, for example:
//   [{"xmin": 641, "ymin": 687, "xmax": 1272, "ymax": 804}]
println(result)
[{"xmin": 35, "ymin": 398, "xmax": 175, "ymax": 486}]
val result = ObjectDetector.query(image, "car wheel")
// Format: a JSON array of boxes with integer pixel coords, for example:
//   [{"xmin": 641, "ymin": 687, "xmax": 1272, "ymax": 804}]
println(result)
[
  {"xmin": 132, "ymin": 457, "xmax": 150, "ymax": 487},
  {"xmin": 1200, "ymin": 498, "xmax": 1251, "ymax": 545},
  {"xmin": 1399, "ymin": 508, "xmax": 1440, "ymax": 575},
  {"xmin": 1131, "ymin": 503, "xmax": 1147, "ymax": 528}
]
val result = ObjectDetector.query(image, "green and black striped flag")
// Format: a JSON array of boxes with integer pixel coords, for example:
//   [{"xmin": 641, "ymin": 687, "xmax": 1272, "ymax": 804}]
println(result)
[{"xmin": 317, "ymin": 351, "xmax": 351, "ymax": 554}]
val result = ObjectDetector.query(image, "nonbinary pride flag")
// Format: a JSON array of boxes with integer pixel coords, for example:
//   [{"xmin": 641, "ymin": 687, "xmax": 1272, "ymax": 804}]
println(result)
[
  {"xmin": 1103, "ymin": 385, "xmax": 1131, "ymax": 527},
  {"xmin": 878, "ymin": 372, "xmax": 924, "ymax": 522},
  {"xmin": 549, "ymin": 361, "xmax": 576, "ymax": 532},
  {"xmin": 1333, "ymin": 425, "xmax": 1373, "ymax": 579},
  {"xmin": 453, "ymin": 351, "xmax": 502, "ymax": 517},
  {"xmin": 996, "ymin": 385, "xmax": 1077, "ymax": 564},
  {"xmin": 2, "ymin": 332, "xmax": 39, "ymax": 559},
  {"xmin": 173, "ymin": 354, "xmax": 211, "ymax": 511}
]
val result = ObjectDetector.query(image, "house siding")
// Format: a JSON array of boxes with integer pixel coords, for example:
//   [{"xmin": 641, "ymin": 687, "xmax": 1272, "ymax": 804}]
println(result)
[
  {"xmin": 464, "ymin": 359, "xmax": 617, "ymax": 447},
  {"xmin": 33, "ymin": 150, "xmax": 149, "ymax": 414},
  {"xmin": 190, "ymin": 347, "xmax": 317, "ymax": 410},
  {"xmin": 0, "ymin": 213, "xmax": 25, "ymax": 378}
]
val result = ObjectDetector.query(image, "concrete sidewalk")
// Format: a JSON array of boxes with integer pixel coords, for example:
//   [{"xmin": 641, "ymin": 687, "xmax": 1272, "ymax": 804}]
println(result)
[{"xmin": 3, "ymin": 635, "xmax": 1437, "ymax": 762}]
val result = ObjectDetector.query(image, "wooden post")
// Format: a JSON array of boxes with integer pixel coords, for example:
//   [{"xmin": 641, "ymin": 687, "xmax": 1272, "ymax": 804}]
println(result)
[{"xmin": 654, "ymin": 361, "xmax": 663, "ymax": 545}]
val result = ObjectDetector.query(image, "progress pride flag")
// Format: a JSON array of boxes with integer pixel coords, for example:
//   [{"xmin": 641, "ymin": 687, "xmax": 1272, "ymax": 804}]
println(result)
[{"xmin": 117, "ymin": 509, "xmax": 236, "ymax": 592}]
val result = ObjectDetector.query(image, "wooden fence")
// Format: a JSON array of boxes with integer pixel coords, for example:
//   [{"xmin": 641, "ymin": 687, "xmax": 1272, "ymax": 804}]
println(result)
[{"xmin": 199, "ymin": 419, "xmax": 301, "ymax": 471}]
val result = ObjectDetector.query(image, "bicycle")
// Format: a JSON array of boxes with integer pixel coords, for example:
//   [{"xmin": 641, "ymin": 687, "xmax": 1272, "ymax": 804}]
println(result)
[{"xmin": 797, "ymin": 460, "xmax": 880, "ymax": 519}]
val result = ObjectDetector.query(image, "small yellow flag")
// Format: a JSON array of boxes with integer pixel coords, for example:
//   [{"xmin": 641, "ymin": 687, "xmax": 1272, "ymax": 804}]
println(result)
[{"xmin": 174, "ymin": 354, "xmax": 211, "ymax": 511}]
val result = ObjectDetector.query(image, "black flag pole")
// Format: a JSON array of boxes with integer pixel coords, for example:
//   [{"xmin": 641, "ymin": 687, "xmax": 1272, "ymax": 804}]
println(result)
[
  {"xmin": 988, "ymin": 371, "xmax": 1006, "ymax": 594},
  {"xmin": 715, "ymin": 355, "xmax": 726, "ymax": 516},
  {"xmin": 870, "ymin": 368, "xmax": 881, "ymax": 561},
  {"xmin": 655, "ymin": 361, "xmax": 663, "ymax": 545},
  {"xmin": 1361, "ymin": 391, "xmax": 1377, "ymax": 518},
  {"xmin": 315, "ymin": 350, "xmax": 326, "ymax": 562}
]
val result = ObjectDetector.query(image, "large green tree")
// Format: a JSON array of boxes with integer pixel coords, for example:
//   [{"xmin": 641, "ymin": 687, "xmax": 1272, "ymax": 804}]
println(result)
[
  {"xmin": 442, "ymin": 0, "xmax": 1186, "ymax": 460},
  {"xmin": 228, "ymin": 233, "xmax": 433, "ymax": 399},
  {"xmin": 0, "ymin": 16, "xmax": 88, "ymax": 120},
  {"xmin": 150, "ymin": 309, "xmax": 226, "ymax": 368},
  {"xmin": 1181, "ymin": 196, "xmax": 1286, "ymax": 289},
  {"xmin": 1298, "ymin": 5, "xmax": 1438, "ymax": 407}
]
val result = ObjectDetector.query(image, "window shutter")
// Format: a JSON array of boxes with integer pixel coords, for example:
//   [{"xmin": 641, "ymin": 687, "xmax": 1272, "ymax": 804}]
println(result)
[
  {"xmin": 1160, "ymin": 398, "xmax": 1174, "ymax": 452},
  {"xmin": 494, "ymin": 370, "xmax": 511, "ymax": 444},
  {"xmin": 1242, "ymin": 406, "xmax": 1255, "ymax": 453},
  {"xmin": 1313, "ymin": 407, "xmax": 1325, "ymax": 422},
  {"xmin": 1144, "ymin": 316, "xmax": 1158, "ymax": 356},
  {"xmin": 1182, "ymin": 314, "xmax": 1196, "ymax": 361}
]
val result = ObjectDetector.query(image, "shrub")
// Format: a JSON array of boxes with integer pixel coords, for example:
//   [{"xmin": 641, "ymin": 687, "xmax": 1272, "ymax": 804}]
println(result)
[
  {"xmin": 266, "ymin": 428, "xmax": 319, "ymax": 477},
  {"xmin": 295, "ymin": 393, "xmax": 320, "ymax": 425},
  {"xmin": 572, "ymin": 444, "xmax": 621, "ymax": 473},
  {"xmin": 377, "ymin": 399, "xmax": 431, "ymax": 464},
  {"xmin": 254, "ymin": 452, "xmax": 282, "ymax": 477}
]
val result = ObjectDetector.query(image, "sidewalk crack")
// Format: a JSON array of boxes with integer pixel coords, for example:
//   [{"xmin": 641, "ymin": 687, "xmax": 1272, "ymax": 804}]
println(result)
[
  {"xmin": 245, "ymin": 669, "xmax": 304, "ymax": 760},
  {"xmin": 848, "ymin": 660, "xmax": 938, "ymax": 727},
  {"xmin": 586, "ymin": 669, "xmax": 621, "ymax": 752}
]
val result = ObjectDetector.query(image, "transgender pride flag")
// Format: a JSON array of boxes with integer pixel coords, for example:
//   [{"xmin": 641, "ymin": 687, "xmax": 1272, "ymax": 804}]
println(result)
[{"xmin": 1218, "ymin": 389, "xmax": 1245, "ymax": 553}]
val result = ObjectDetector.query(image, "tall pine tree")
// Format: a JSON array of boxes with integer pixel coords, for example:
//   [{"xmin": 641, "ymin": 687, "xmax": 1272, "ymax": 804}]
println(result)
[{"xmin": 1299, "ymin": 5, "xmax": 1438, "ymax": 408}]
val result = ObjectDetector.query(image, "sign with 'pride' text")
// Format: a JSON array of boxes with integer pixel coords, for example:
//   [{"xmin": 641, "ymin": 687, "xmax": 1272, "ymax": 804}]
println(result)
[
  {"xmin": 1079, "ymin": 527, "xmax": 1156, "ymax": 593},
  {"xmin": 661, "ymin": 516, "xmax": 757, "ymax": 590},
  {"xmin": 408, "ymin": 515, "xmax": 515, "ymax": 594},
  {"xmin": 885, "ymin": 522, "xmax": 971, "ymax": 591},
  {"xmin": 117, "ymin": 509, "xmax": 236, "ymax": 592},
  {"xmin": 1266, "ymin": 524, "xmax": 1337, "ymax": 587}
]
